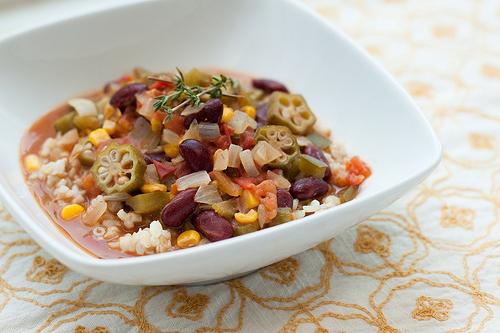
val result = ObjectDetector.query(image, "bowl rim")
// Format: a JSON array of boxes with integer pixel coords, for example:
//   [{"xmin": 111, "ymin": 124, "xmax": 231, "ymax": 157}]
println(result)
[{"xmin": 0, "ymin": 0, "xmax": 442, "ymax": 270}]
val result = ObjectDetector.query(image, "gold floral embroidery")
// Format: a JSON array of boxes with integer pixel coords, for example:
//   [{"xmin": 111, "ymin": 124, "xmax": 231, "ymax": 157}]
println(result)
[
  {"xmin": 74, "ymin": 326, "xmax": 109, "ymax": 333},
  {"xmin": 412, "ymin": 296, "xmax": 453, "ymax": 321},
  {"xmin": 354, "ymin": 225, "xmax": 391, "ymax": 257},
  {"xmin": 468, "ymin": 133, "xmax": 495, "ymax": 150},
  {"xmin": 26, "ymin": 256, "xmax": 67, "ymax": 284},
  {"xmin": 378, "ymin": 325, "xmax": 400, "ymax": 333},
  {"xmin": 260, "ymin": 257, "xmax": 299, "ymax": 285},
  {"xmin": 432, "ymin": 25, "xmax": 456, "ymax": 38},
  {"xmin": 440, "ymin": 205, "xmax": 475, "ymax": 230},
  {"xmin": 166, "ymin": 288, "xmax": 209, "ymax": 321}
]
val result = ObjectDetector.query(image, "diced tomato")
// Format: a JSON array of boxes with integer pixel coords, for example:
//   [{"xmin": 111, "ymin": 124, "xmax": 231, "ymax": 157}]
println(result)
[
  {"xmin": 81, "ymin": 173, "xmax": 101, "ymax": 198},
  {"xmin": 348, "ymin": 173, "xmax": 365, "ymax": 186},
  {"xmin": 346, "ymin": 156, "xmax": 371, "ymax": 178},
  {"xmin": 164, "ymin": 115, "xmax": 186, "ymax": 135},
  {"xmin": 150, "ymin": 80, "xmax": 175, "ymax": 90},
  {"xmin": 215, "ymin": 123, "xmax": 233, "ymax": 149},
  {"xmin": 221, "ymin": 123, "xmax": 234, "ymax": 137},
  {"xmin": 332, "ymin": 169, "xmax": 350, "ymax": 188},
  {"xmin": 233, "ymin": 177, "xmax": 258, "ymax": 191},
  {"xmin": 119, "ymin": 74, "xmax": 133, "ymax": 83},
  {"xmin": 153, "ymin": 160, "xmax": 176, "ymax": 180},
  {"xmin": 115, "ymin": 108, "xmax": 136, "ymax": 136},
  {"xmin": 215, "ymin": 135, "xmax": 231, "ymax": 149},
  {"xmin": 239, "ymin": 129, "xmax": 256, "ymax": 150}
]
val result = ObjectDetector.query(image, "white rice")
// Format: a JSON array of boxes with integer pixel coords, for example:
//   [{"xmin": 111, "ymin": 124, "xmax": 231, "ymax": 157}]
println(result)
[
  {"xmin": 118, "ymin": 220, "xmax": 172, "ymax": 255},
  {"xmin": 117, "ymin": 209, "xmax": 142, "ymax": 229}
]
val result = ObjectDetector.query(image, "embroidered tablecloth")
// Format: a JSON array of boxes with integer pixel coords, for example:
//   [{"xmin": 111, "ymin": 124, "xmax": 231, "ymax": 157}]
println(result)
[{"xmin": 0, "ymin": 0, "xmax": 499, "ymax": 332}]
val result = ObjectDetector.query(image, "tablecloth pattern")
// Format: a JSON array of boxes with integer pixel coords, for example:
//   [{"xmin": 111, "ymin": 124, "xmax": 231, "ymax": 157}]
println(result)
[{"xmin": 0, "ymin": 0, "xmax": 499, "ymax": 332}]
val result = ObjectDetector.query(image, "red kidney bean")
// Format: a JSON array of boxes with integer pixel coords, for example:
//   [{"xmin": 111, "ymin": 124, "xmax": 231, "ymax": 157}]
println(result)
[
  {"xmin": 193, "ymin": 210, "xmax": 233, "ymax": 242},
  {"xmin": 302, "ymin": 145, "xmax": 332, "ymax": 180},
  {"xmin": 290, "ymin": 177, "xmax": 329, "ymax": 200},
  {"xmin": 184, "ymin": 99, "xmax": 223, "ymax": 127},
  {"xmin": 276, "ymin": 188, "xmax": 293, "ymax": 208},
  {"xmin": 161, "ymin": 189, "xmax": 197, "ymax": 227},
  {"xmin": 179, "ymin": 139, "xmax": 213, "ymax": 172},
  {"xmin": 144, "ymin": 152, "xmax": 167, "ymax": 164},
  {"xmin": 110, "ymin": 83, "xmax": 147, "ymax": 111},
  {"xmin": 255, "ymin": 103, "xmax": 268, "ymax": 127},
  {"xmin": 252, "ymin": 79, "xmax": 289, "ymax": 93}
]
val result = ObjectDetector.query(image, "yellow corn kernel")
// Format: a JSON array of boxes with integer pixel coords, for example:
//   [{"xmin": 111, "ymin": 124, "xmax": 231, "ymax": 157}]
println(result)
[
  {"xmin": 102, "ymin": 119, "xmax": 116, "ymax": 135},
  {"xmin": 242, "ymin": 105, "xmax": 256, "ymax": 119},
  {"xmin": 221, "ymin": 106, "xmax": 234, "ymax": 123},
  {"xmin": 241, "ymin": 190, "xmax": 259, "ymax": 210},
  {"xmin": 163, "ymin": 143, "xmax": 179, "ymax": 158},
  {"xmin": 151, "ymin": 118, "xmax": 162, "ymax": 133},
  {"xmin": 24, "ymin": 154, "xmax": 41, "ymax": 172},
  {"xmin": 235, "ymin": 209, "xmax": 258, "ymax": 224},
  {"xmin": 88, "ymin": 128, "xmax": 111, "ymax": 146},
  {"xmin": 176, "ymin": 230, "xmax": 201, "ymax": 249},
  {"xmin": 141, "ymin": 183, "xmax": 167, "ymax": 193},
  {"xmin": 60, "ymin": 204, "xmax": 85, "ymax": 221}
]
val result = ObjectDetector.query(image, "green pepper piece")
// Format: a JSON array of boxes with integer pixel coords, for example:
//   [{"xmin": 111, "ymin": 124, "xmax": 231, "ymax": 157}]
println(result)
[
  {"xmin": 212, "ymin": 199, "xmax": 238, "ymax": 220},
  {"xmin": 125, "ymin": 191, "xmax": 170, "ymax": 214},
  {"xmin": 54, "ymin": 111, "xmax": 76, "ymax": 134},
  {"xmin": 268, "ymin": 208, "xmax": 294, "ymax": 227},
  {"xmin": 184, "ymin": 68, "xmax": 212, "ymax": 87},
  {"xmin": 296, "ymin": 154, "xmax": 327, "ymax": 178},
  {"xmin": 91, "ymin": 143, "xmax": 146, "ymax": 194},
  {"xmin": 73, "ymin": 115, "xmax": 101, "ymax": 131},
  {"xmin": 338, "ymin": 186, "xmax": 359, "ymax": 203},
  {"xmin": 255, "ymin": 125, "xmax": 299, "ymax": 169},
  {"xmin": 267, "ymin": 92, "xmax": 316, "ymax": 135},
  {"xmin": 307, "ymin": 132, "xmax": 332, "ymax": 149},
  {"xmin": 76, "ymin": 138, "xmax": 96, "ymax": 167},
  {"xmin": 232, "ymin": 222, "xmax": 259, "ymax": 236}
]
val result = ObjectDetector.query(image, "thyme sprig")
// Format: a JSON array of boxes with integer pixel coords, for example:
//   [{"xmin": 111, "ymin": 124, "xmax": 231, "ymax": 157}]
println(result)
[{"xmin": 152, "ymin": 68, "xmax": 235, "ymax": 121}]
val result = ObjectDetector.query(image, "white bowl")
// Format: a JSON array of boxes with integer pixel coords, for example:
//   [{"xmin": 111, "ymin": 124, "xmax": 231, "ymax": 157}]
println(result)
[{"xmin": 0, "ymin": 0, "xmax": 440, "ymax": 285}]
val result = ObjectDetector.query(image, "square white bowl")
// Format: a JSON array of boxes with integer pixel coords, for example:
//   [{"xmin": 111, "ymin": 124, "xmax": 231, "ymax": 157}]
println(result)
[{"xmin": 0, "ymin": 0, "xmax": 440, "ymax": 285}]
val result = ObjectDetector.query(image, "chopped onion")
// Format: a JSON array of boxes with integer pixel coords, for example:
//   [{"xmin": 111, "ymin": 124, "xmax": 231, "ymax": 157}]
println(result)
[
  {"xmin": 251, "ymin": 141, "xmax": 282, "ymax": 166},
  {"xmin": 213, "ymin": 149, "xmax": 229, "ymax": 171},
  {"xmin": 135, "ymin": 93, "xmax": 155, "ymax": 120},
  {"xmin": 195, "ymin": 184, "xmax": 223, "ymax": 204},
  {"xmin": 144, "ymin": 164, "xmax": 160, "ymax": 184},
  {"xmin": 162, "ymin": 128, "xmax": 180, "ymax": 145},
  {"xmin": 199, "ymin": 122, "xmax": 220, "ymax": 140},
  {"xmin": 181, "ymin": 119, "xmax": 200, "ymax": 141},
  {"xmin": 171, "ymin": 154, "xmax": 184, "ymax": 165},
  {"xmin": 176, "ymin": 170, "xmax": 211, "ymax": 190},
  {"xmin": 68, "ymin": 98, "xmax": 97, "ymax": 117},
  {"xmin": 267, "ymin": 170, "xmax": 291, "ymax": 189},
  {"xmin": 228, "ymin": 144, "xmax": 242, "ymax": 168},
  {"xmin": 82, "ymin": 196, "xmax": 107, "ymax": 226},
  {"xmin": 59, "ymin": 128, "xmax": 79, "ymax": 148},
  {"xmin": 228, "ymin": 110, "xmax": 257, "ymax": 134},
  {"xmin": 95, "ymin": 96, "xmax": 110, "ymax": 114},
  {"xmin": 103, "ymin": 192, "xmax": 131, "ymax": 202},
  {"xmin": 239, "ymin": 149, "xmax": 260, "ymax": 177},
  {"xmin": 258, "ymin": 203, "xmax": 267, "ymax": 228},
  {"xmin": 296, "ymin": 136, "xmax": 312, "ymax": 147},
  {"xmin": 128, "ymin": 117, "xmax": 160, "ymax": 150},
  {"xmin": 181, "ymin": 103, "xmax": 204, "ymax": 116}
]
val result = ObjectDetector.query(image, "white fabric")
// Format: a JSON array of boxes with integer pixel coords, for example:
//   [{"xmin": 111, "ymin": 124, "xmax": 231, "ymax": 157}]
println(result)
[{"xmin": 0, "ymin": 1, "xmax": 498, "ymax": 332}]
